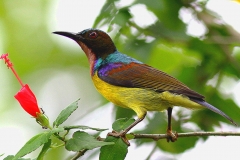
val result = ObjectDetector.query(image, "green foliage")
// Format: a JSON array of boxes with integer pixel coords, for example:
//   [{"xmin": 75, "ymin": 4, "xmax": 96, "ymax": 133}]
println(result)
[
  {"xmin": 3, "ymin": 100, "xmax": 111, "ymax": 159},
  {"xmin": 115, "ymin": 107, "xmax": 135, "ymax": 121},
  {"xmin": 53, "ymin": 99, "xmax": 79, "ymax": 127},
  {"xmin": 65, "ymin": 131, "xmax": 114, "ymax": 151},
  {"xmin": 14, "ymin": 132, "xmax": 52, "ymax": 159},
  {"xmin": 3, "ymin": 156, "xmax": 29, "ymax": 160},
  {"xmin": 36, "ymin": 139, "xmax": 51, "ymax": 160},
  {"xmin": 11, "ymin": 127, "xmax": 64, "ymax": 160},
  {"xmin": 100, "ymin": 118, "xmax": 133, "ymax": 160},
  {"xmin": 100, "ymin": 136, "xmax": 128, "ymax": 160},
  {"xmin": 112, "ymin": 118, "xmax": 135, "ymax": 132}
]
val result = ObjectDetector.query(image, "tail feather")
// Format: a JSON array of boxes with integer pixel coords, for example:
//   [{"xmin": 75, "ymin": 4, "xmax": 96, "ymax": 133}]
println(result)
[{"xmin": 191, "ymin": 99, "xmax": 237, "ymax": 126}]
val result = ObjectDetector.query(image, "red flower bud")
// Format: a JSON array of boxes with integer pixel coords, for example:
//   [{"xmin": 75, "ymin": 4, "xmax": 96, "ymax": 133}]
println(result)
[
  {"xmin": 1, "ymin": 53, "xmax": 40, "ymax": 117},
  {"xmin": 1, "ymin": 53, "xmax": 51, "ymax": 128},
  {"xmin": 14, "ymin": 84, "xmax": 41, "ymax": 117}
]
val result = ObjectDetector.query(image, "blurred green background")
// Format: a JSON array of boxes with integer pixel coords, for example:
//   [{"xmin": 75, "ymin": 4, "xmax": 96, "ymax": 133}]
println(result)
[{"xmin": 0, "ymin": 0, "xmax": 240, "ymax": 159}]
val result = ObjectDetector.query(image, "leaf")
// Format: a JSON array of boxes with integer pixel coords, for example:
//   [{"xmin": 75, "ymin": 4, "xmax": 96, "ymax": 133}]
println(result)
[
  {"xmin": 65, "ymin": 131, "xmax": 114, "ymax": 151},
  {"xmin": 50, "ymin": 127, "xmax": 65, "ymax": 133},
  {"xmin": 36, "ymin": 139, "xmax": 51, "ymax": 160},
  {"xmin": 112, "ymin": 118, "xmax": 135, "ymax": 132},
  {"xmin": 64, "ymin": 125, "xmax": 107, "ymax": 131},
  {"xmin": 13, "ymin": 128, "xmax": 63, "ymax": 160},
  {"xmin": 115, "ymin": 107, "xmax": 135, "ymax": 120},
  {"xmin": 3, "ymin": 155, "xmax": 14, "ymax": 160},
  {"xmin": 4, "ymin": 155, "xmax": 30, "ymax": 160},
  {"xmin": 53, "ymin": 99, "xmax": 79, "ymax": 127},
  {"xmin": 93, "ymin": 1, "xmax": 118, "ymax": 28},
  {"xmin": 99, "ymin": 136, "xmax": 128, "ymax": 160},
  {"xmin": 13, "ymin": 132, "xmax": 52, "ymax": 160},
  {"xmin": 111, "ymin": 7, "xmax": 132, "ymax": 27}
]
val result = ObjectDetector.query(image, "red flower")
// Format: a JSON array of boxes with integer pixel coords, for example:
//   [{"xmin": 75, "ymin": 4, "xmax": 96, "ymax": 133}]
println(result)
[
  {"xmin": 14, "ymin": 84, "xmax": 41, "ymax": 117},
  {"xmin": 1, "ymin": 53, "xmax": 51, "ymax": 128},
  {"xmin": 1, "ymin": 53, "xmax": 40, "ymax": 117}
]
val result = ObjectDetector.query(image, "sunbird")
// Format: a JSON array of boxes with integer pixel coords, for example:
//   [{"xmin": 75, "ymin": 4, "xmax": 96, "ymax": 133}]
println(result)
[{"xmin": 53, "ymin": 29, "xmax": 237, "ymax": 144}]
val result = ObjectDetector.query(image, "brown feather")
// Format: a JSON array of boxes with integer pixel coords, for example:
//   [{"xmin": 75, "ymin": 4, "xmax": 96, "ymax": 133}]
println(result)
[{"xmin": 99, "ymin": 62, "xmax": 204, "ymax": 100}]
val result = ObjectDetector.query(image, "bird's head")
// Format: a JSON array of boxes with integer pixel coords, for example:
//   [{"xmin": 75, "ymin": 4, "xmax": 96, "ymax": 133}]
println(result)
[{"xmin": 53, "ymin": 29, "xmax": 116, "ymax": 60}]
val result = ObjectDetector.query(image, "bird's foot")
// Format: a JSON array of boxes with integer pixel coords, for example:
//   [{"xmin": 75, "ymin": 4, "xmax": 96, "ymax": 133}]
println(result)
[
  {"xmin": 166, "ymin": 129, "xmax": 178, "ymax": 142},
  {"xmin": 107, "ymin": 130, "xmax": 130, "ymax": 146}
]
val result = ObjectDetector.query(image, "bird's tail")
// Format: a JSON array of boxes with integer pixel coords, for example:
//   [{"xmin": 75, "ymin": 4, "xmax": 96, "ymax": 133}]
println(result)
[{"xmin": 191, "ymin": 99, "xmax": 237, "ymax": 126}]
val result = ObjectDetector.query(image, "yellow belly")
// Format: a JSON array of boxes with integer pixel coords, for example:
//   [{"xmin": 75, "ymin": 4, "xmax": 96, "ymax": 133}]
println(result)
[{"xmin": 92, "ymin": 72, "xmax": 204, "ymax": 118}]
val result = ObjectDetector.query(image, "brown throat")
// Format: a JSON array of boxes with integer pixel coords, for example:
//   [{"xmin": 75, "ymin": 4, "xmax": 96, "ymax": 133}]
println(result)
[{"xmin": 77, "ymin": 41, "xmax": 96, "ymax": 75}]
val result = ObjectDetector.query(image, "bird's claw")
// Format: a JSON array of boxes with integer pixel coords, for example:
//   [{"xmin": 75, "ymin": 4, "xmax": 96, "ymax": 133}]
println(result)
[
  {"xmin": 166, "ymin": 130, "xmax": 178, "ymax": 142},
  {"xmin": 108, "ymin": 130, "xmax": 130, "ymax": 146}
]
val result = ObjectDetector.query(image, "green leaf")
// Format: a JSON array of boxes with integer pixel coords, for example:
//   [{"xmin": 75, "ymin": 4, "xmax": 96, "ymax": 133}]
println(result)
[
  {"xmin": 111, "ymin": 7, "xmax": 132, "ymax": 27},
  {"xmin": 50, "ymin": 127, "xmax": 65, "ymax": 133},
  {"xmin": 3, "ymin": 155, "xmax": 14, "ymax": 160},
  {"xmin": 112, "ymin": 118, "xmax": 135, "ymax": 132},
  {"xmin": 13, "ymin": 128, "xmax": 63, "ymax": 160},
  {"xmin": 115, "ymin": 107, "xmax": 135, "ymax": 120},
  {"xmin": 4, "ymin": 155, "xmax": 30, "ymax": 160},
  {"xmin": 13, "ymin": 132, "xmax": 52, "ymax": 160},
  {"xmin": 99, "ymin": 136, "xmax": 128, "ymax": 160},
  {"xmin": 36, "ymin": 139, "xmax": 51, "ymax": 160},
  {"xmin": 53, "ymin": 99, "xmax": 79, "ymax": 127},
  {"xmin": 93, "ymin": 2, "xmax": 116, "ymax": 28},
  {"xmin": 125, "ymin": 133, "xmax": 134, "ymax": 140},
  {"xmin": 65, "ymin": 131, "xmax": 114, "ymax": 151},
  {"xmin": 64, "ymin": 125, "xmax": 107, "ymax": 131}
]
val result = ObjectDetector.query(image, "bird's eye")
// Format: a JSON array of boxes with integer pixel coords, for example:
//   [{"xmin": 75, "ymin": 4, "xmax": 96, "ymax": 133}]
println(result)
[{"xmin": 89, "ymin": 32, "xmax": 98, "ymax": 39}]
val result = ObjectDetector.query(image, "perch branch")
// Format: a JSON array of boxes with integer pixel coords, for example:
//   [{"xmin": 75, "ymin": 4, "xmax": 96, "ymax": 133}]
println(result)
[{"xmin": 132, "ymin": 131, "xmax": 240, "ymax": 141}]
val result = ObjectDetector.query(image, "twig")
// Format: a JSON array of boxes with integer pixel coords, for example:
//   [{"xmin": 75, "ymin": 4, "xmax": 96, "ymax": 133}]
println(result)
[
  {"xmin": 132, "ymin": 131, "xmax": 240, "ymax": 141},
  {"xmin": 71, "ymin": 149, "xmax": 88, "ymax": 160},
  {"xmin": 68, "ymin": 131, "xmax": 239, "ymax": 159}
]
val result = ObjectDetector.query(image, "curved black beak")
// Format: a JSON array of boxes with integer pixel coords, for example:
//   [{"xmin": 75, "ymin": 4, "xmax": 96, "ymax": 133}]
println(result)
[{"xmin": 53, "ymin": 31, "xmax": 78, "ymax": 41}]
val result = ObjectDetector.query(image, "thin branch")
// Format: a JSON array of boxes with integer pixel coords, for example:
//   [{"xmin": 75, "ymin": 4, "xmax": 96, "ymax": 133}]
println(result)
[
  {"xmin": 71, "ymin": 149, "xmax": 88, "ymax": 160},
  {"xmin": 132, "ymin": 131, "xmax": 240, "ymax": 141},
  {"xmin": 68, "ymin": 131, "xmax": 239, "ymax": 159}
]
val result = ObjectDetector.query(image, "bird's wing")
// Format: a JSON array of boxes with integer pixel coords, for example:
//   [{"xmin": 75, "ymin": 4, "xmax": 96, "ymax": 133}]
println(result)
[{"xmin": 98, "ymin": 62, "xmax": 204, "ymax": 100}]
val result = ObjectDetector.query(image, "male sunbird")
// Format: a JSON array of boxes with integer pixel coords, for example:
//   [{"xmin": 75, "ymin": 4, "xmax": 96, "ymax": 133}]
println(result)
[{"xmin": 53, "ymin": 29, "xmax": 237, "ymax": 144}]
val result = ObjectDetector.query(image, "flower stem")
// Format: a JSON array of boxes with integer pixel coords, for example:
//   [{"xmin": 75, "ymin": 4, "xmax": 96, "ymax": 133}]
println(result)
[
  {"xmin": 10, "ymin": 65, "xmax": 24, "ymax": 87},
  {"xmin": 0, "ymin": 54, "xmax": 24, "ymax": 87}
]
